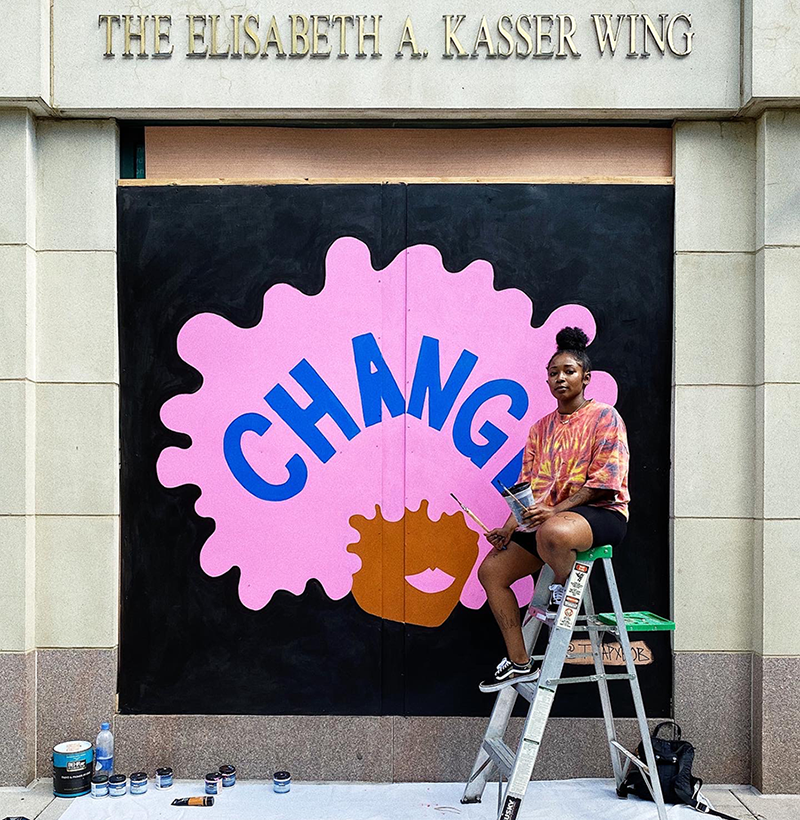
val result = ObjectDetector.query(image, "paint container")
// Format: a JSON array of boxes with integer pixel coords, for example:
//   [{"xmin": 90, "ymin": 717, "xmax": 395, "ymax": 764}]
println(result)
[
  {"xmin": 52, "ymin": 740, "xmax": 93, "ymax": 798},
  {"xmin": 130, "ymin": 772, "xmax": 148, "ymax": 794},
  {"xmin": 155, "ymin": 767, "xmax": 174, "ymax": 789},
  {"xmin": 205, "ymin": 772, "xmax": 223, "ymax": 795},
  {"xmin": 273, "ymin": 771, "xmax": 291, "ymax": 794},
  {"xmin": 108, "ymin": 774, "xmax": 127, "ymax": 797},
  {"xmin": 218, "ymin": 765, "xmax": 236, "ymax": 787},
  {"xmin": 91, "ymin": 774, "xmax": 109, "ymax": 798},
  {"xmin": 501, "ymin": 481, "xmax": 536, "ymax": 532}
]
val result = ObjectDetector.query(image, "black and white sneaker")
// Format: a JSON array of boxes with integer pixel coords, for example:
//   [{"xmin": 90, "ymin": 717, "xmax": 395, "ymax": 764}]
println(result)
[
  {"xmin": 546, "ymin": 583, "xmax": 566, "ymax": 619},
  {"xmin": 479, "ymin": 657, "xmax": 541, "ymax": 692}
]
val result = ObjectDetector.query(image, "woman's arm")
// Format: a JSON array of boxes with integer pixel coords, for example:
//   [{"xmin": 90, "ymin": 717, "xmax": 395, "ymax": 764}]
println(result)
[
  {"xmin": 486, "ymin": 511, "xmax": 519, "ymax": 551},
  {"xmin": 522, "ymin": 485, "xmax": 614, "ymax": 527},
  {"xmin": 552, "ymin": 485, "xmax": 613, "ymax": 513}
]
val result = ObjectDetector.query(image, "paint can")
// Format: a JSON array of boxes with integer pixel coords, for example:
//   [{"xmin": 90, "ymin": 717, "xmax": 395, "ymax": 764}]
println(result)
[
  {"xmin": 91, "ymin": 774, "xmax": 109, "ymax": 798},
  {"xmin": 501, "ymin": 481, "xmax": 536, "ymax": 532},
  {"xmin": 52, "ymin": 740, "xmax": 93, "ymax": 798},
  {"xmin": 273, "ymin": 770, "xmax": 291, "ymax": 794},
  {"xmin": 108, "ymin": 774, "xmax": 127, "ymax": 797},
  {"xmin": 218, "ymin": 764, "xmax": 236, "ymax": 787},
  {"xmin": 130, "ymin": 771, "xmax": 148, "ymax": 795},
  {"xmin": 205, "ymin": 772, "xmax": 223, "ymax": 795},
  {"xmin": 155, "ymin": 767, "xmax": 174, "ymax": 789}
]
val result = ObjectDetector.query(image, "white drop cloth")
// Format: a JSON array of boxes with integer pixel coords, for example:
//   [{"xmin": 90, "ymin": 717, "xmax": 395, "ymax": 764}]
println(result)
[{"xmin": 57, "ymin": 779, "xmax": 699, "ymax": 820}]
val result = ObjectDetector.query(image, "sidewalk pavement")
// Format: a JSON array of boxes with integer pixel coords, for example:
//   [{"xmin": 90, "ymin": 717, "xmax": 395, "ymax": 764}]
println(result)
[{"xmin": 1, "ymin": 780, "xmax": 799, "ymax": 820}]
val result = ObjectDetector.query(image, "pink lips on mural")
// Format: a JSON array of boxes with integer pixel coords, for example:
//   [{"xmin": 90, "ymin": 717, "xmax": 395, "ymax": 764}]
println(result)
[{"xmin": 404, "ymin": 567, "xmax": 457, "ymax": 594}]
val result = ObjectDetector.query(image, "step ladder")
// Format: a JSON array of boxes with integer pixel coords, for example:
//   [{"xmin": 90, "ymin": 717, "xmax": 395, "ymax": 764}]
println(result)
[{"xmin": 461, "ymin": 544, "xmax": 675, "ymax": 820}]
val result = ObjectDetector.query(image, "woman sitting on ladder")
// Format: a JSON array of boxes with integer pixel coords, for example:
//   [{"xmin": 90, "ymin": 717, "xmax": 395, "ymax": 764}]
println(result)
[{"xmin": 477, "ymin": 326, "xmax": 630, "ymax": 692}]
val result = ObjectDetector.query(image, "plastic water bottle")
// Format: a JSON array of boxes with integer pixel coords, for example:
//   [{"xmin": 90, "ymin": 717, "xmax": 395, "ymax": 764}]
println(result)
[{"xmin": 95, "ymin": 722, "xmax": 114, "ymax": 774}]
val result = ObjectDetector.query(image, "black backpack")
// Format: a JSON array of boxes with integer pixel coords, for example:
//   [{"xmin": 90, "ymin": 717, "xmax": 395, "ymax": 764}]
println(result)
[{"xmin": 618, "ymin": 721, "xmax": 739, "ymax": 819}]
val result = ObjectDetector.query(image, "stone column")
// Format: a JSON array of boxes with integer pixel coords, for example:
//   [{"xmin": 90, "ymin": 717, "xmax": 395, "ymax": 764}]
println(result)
[
  {"xmin": 752, "ymin": 110, "xmax": 800, "ymax": 794},
  {"xmin": 0, "ymin": 109, "xmax": 38, "ymax": 786},
  {"xmin": 33, "ymin": 119, "xmax": 120, "ymax": 777},
  {"xmin": 671, "ymin": 121, "xmax": 757, "ymax": 783}
]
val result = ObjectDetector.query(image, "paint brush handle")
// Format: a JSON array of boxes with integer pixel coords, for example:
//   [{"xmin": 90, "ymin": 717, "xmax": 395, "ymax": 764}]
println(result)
[
  {"xmin": 498, "ymin": 481, "xmax": 522, "ymax": 506},
  {"xmin": 450, "ymin": 493, "xmax": 490, "ymax": 533}
]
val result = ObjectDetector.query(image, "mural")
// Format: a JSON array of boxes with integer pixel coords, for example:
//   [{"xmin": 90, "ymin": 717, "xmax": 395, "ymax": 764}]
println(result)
[
  {"xmin": 157, "ymin": 237, "xmax": 618, "ymax": 627},
  {"xmin": 117, "ymin": 183, "xmax": 673, "ymax": 717}
]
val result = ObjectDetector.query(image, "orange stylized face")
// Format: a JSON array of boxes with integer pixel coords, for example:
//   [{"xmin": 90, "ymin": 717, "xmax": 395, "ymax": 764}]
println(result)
[{"xmin": 347, "ymin": 500, "xmax": 479, "ymax": 628}]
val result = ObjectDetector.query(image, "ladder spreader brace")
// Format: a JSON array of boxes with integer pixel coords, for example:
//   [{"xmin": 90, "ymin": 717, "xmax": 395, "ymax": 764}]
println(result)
[{"xmin": 461, "ymin": 544, "xmax": 675, "ymax": 820}]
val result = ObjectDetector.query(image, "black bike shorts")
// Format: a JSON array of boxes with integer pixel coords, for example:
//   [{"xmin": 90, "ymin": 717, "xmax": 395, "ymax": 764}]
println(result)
[{"xmin": 511, "ymin": 505, "xmax": 627, "ymax": 559}]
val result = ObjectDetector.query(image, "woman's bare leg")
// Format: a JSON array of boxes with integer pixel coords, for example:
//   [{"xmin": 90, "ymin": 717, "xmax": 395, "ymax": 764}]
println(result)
[
  {"xmin": 535, "ymin": 512, "xmax": 593, "ymax": 585},
  {"xmin": 478, "ymin": 543, "xmax": 543, "ymax": 664}
]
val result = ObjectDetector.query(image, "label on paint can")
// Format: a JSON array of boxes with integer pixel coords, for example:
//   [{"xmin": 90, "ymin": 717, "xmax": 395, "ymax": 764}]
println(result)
[
  {"xmin": 109, "ymin": 774, "xmax": 127, "ymax": 797},
  {"xmin": 219, "ymin": 765, "xmax": 236, "ymax": 787},
  {"xmin": 91, "ymin": 775, "xmax": 109, "ymax": 798},
  {"xmin": 130, "ymin": 772, "xmax": 148, "ymax": 794},
  {"xmin": 273, "ymin": 770, "xmax": 291, "ymax": 793},
  {"xmin": 155, "ymin": 767, "xmax": 174, "ymax": 789},
  {"xmin": 53, "ymin": 741, "xmax": 93, "ymax": 798},
  {"xmin": 205, "ymin": 772, "xmax": 222, "ymax": 795}
]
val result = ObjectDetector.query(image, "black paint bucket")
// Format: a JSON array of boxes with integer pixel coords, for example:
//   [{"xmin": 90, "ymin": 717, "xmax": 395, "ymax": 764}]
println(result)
[{"xmin": 53, "ymin": 740, "xmax": 93, "ymax": 797}]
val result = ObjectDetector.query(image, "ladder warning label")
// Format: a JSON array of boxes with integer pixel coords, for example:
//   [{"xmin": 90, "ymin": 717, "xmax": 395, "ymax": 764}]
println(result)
[
  {"xmin": 509, "ymin": 688, "xmax": 555, "ymax": 795},
  {"xmin": 557, "ymin": 562, "xmax": 591, "ymax": 630},
  {"xmin": 509, "ymin": 739, "xmax": 539, "ymax": 795},
  {"xmin": 557, "ymin": 601, "xmax": 579, "ymax": 631},
  {"xmin": 524, "ymin": 688, "xmax": 554, "ymax": 744}
]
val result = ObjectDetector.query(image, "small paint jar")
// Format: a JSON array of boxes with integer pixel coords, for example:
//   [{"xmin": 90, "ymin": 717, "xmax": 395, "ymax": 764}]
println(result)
[
  {"xmin": 108, "ymin": 774, "xmax": 127, "ymax": 797},
  {"xmin": 130, "ymin": 772, "xmax": 148, "ymax": 795},
  {"xmin": 91, "ymin": 774, "xmax": 109, "ymax": 798},
  {"xmin": 273, "ymin": 770, "xmax": 291, "ymax": 794},
  {"xmin": 155, "ymin": 767, "xmax": 174, "ymax": 789},
  {"xmin": 205, "ymin": 772, "xmax": 223, "ymax": 795},
  {"xmin": 219, "ymin": 765, "xmax": 236, "ymax": 788}
]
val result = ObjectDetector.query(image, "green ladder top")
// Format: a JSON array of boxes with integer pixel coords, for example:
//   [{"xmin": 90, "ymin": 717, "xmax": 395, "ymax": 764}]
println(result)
[
  {"xmin": 597, "ymin": 611, "xmax": 675, "ymax": 632},
  {"xmin": 573, "ymin": 545, "xmax": 675, "ymax": 632},
  {"xmin": 575, "ymin": 544, "xmax": 613, "ymax": 561}
]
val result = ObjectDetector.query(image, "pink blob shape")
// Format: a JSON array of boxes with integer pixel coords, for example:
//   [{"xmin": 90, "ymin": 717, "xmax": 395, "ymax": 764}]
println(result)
[{"xmin": 157, "ymin": 237, "xmax": 619, "ymax": 612}]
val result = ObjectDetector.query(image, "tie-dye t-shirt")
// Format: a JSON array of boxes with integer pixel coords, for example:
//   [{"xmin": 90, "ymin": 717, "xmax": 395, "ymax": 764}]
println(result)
[{"xmin": 519, "ymin": 400, "xmax": 630, "ymax": 519}]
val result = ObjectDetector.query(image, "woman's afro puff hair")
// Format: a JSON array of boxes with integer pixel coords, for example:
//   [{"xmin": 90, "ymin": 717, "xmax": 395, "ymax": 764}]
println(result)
[{"xmin": 549, "ymin": 326, "xmax": 592, "ymax": 372}]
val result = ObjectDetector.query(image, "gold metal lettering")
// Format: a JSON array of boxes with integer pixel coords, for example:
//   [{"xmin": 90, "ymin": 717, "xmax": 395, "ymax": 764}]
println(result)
[
  {"xmin": 515, "ymin": 15, "xmax": 533, "ymax": 57},
  {"xmin": 591, "ymin": 13, "xmax": 623, "ymax": 55},
  {"xmin": 262, "ymin": 16, "xmax": 285, "ymax": 56},
  {"xmin": 290, "ymin": 14, "xmax": 310, "ymax": 56},
  {"xmin": 396, "ymin": 16, "xmax": 421, "ymax": 57},
  {"xmin": 496, "ymin": 15, "xmax": 514, "ymax": 58},
  {"xmin": 627, "ymin": 14, "xmax": 639, "ymax": 57},
  {"xmin": 312, "ymin": 15, "xmax": 331, "ymax": 57},
  {"xmin": 472, "ymin": 16, "xmax": 495, "ymax": 57},
  {"xmin": 244, "ymin": 14, "xmax": 261, "ymax": 56},
  {"xmin": 357, "ymin": 15, "xmax": 381, "ymax": 57},
  {"xmin": 443, "ymin": 14, "xmax": 467, "ymax": 58},
  {"xmin": 230, "ymin": 14, "xmax": 242, "ymax": 56},
  {"xmin": 153, "ymin": 15, "xmax": 173, "ymax": 57},
  {"xmin": 667, "ymin": 13, "xmax": 693, "ymax": 56},
  {"xmin": 186, "ymin": 14, "xmax": 207, "ymax": 57},
  {"xmin": 98, "ymin": 14, "xmax": 119, "ymax": 57},
  {"xmin": 123, "ymin": 14, "xmax": 148, "ymax": 57},
  {"xmin": 641, "ymin": 14, "xmax": 668, "ymax": 57},
  {"xmin": 556, "ymin": 14, "xmax": 580, "ymax": 57},
  {"xmin": 534, "ymin": 14, "xmax": 553, "ymax": 57},
  {"xmin": 331, "ymin": 14, "xmax": 353, "ymax": 57},
  {"xmin": 209, "ymin": 14, "xmax": 230, "ymax": 57}
]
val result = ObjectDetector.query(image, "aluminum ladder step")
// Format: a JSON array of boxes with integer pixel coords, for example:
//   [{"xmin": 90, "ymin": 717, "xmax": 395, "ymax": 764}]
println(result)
[
  {"xmin": 512, "ymin": 680, "xmax": 539, "ymax": 703},
  {"xmin": 481, "ymin": 737, "xmax": 515, "ymax": 778}
]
